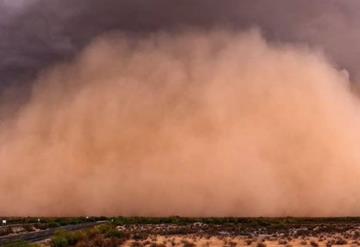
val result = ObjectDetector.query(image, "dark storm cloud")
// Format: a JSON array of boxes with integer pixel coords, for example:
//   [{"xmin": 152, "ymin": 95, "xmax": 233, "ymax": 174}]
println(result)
[{"xmin": 1, "ymin": 0, "xmax": 360, "ymax": 92}]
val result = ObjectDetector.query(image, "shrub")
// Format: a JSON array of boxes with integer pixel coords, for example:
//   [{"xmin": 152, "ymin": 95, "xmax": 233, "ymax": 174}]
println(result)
[
  {"xmin": 132, "ymin": 233, "xmax": 148, "ymax": 240},
  {"xmin": 310, "ymin": 240, "xmax": 319, "ymax": 247},
  {"xmin": 51, "ymin": 234, "xmax": 69, "ymax": 247},
  {"xmin": 3, "ymin": 241, "xmax": 39, "ymax": 247},
  {"xmin": 0, "ymin": 227, "xmax": 13, "ymax": 236},
  {"xmin": 257, "ymin": 243, "xmax": 266, "ymax": 247},
  {"xmin": 335, "ymin": 238, "xmax": 347, "ymax": 245},
  {"xmin": 48, "ymin": 222, "xmax": 61, "ymax": 228},
  {"xmin": 95, "ymin": 224, "xmax": 113, "ymax": 234},
  {"xmin": 245, "ymin": 239, "xmax": 253, "ymax": 245},
  {"xmin": 51, "ymin": 230, "xmax": 86, "ymax": 247},
  {"xmin": 181, "ymin": 239, "xmax": 195, "ymax": 247},
  {"xmin": 23, "ymin": 225, "xmax": 35, "ymax": 232},
  {"xmin": 104, "ymin": 228, "xmax": 127, "ymax": 239},
  {"xmin": 278, "ymin": 239, "xmax": 287, "ymax": 245}
]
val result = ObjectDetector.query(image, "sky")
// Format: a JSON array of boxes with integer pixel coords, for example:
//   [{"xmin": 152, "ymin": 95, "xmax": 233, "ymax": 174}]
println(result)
[
  {"xmin": 2, "ymin": 1, "xmax": 360, "ymax": 216},
  {"xmin": 1, "ymin": 0, "xmax": 360, "ymax": 92}
]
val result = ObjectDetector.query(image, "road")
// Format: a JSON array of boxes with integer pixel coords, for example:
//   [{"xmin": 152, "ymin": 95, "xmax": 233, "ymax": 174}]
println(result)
[{"xmin": 0, "ymin": 221, "xmax": 106, "ymax": 245}]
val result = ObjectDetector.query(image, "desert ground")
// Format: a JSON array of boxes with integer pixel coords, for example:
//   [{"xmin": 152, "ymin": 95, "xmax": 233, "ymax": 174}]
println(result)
[{"xmin": 2, "ymin": 218, "xmax": 360, "ymax": 246}]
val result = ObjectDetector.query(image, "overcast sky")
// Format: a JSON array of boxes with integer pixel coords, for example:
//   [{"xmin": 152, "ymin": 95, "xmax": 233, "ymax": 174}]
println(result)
[{"xmin": 1, "ymin": 0, "xmax": 360, "ymax": 94}]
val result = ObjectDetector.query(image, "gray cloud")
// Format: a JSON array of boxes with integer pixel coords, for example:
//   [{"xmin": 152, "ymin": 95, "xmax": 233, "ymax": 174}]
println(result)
[{"xmin": 1, "ymin": 0, "xmax": 360, "ymax": 93}]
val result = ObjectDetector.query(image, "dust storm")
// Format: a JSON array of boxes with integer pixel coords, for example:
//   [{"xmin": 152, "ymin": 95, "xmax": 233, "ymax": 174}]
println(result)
[{"xmin": 0, "ymin": 30, "xmax": 359, "ymax": 217}]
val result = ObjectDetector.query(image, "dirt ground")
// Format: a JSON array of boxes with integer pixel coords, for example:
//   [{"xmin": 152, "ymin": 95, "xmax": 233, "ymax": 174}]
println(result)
[{"xmin": 117, "ymin": 222, "xmax": 360, "ymax": 246}]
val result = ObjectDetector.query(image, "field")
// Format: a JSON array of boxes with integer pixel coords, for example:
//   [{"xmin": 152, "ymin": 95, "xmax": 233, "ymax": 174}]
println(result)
[{"xmin": 2, "ymin": 217, "xmax": 360, "ymax": 246}]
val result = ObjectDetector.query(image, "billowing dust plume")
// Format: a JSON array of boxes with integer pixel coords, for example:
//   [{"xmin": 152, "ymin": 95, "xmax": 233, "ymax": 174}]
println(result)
[{"xmin": 1, "ymin": 30, "xmax": 360, "ymax": 216}]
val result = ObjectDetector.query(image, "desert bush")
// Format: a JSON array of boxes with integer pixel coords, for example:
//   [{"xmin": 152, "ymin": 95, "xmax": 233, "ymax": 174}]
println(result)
[
  {"xmin": 181, "ymin": 239, "xmax": 195, "ymax": 247},
  {"xmin": 104, "ymin": 228, "xmax": 127, "ymax": 239},
  {"xmin": 48, "ymin": 222, "xmax": 61, "ymax": 228},
  {"xmin": 51, "ymin": 230, "xmax": 86, "ymax": 247},
  {"xmin": 95, "ymin": 224, "xmax": 114, "ymax": 234},
  {"xmin": 310, "ymin": 240, "xmax": 319, "ymax": 247},
  {"xmin": 93, "ymin": 234, "xmax": 106, "ymax": 246},
  {"xmin": 245, "ymin": 239, "xmax": 253, "ymax": 245},
  {"xmin": 51, "ymin": 233, "xmax": 69, "ymax": 247},
  {"xmin": 278, "ymin": 239, "xmax": 287, "ymax": 245},
  {"xmin": 256, "ymin": 243, "xmax": 266, "ymax": 247},
  {"xmin": 0, "ymin": 227, "xmax": 13, "ymax": 236},
  {"xmin": 3, "ymin": 241, "xmax": 39, "ymax": 247},
  {"xmin": 335, "ymin": 238, "xmax": 347, "ymax": 245},
  {"xmin": 84, "ymin": 227, "xmax": 100, "ymax": 239},
  {"xmin": 130, "ymin": 241, "xmax": 144, "ymax": 247},
  {"xmin": 228, "ymin": 241, "xmax": 237, "ymax": 247},
  {"xmin": 74, "ymin": 241, "xmax": 88, "ymax": 247},
  {"xmin": 23, "ymin": 225, "xmax": 35, "ymax": 232},
  {"xmin": 101, "ymin": 238, "xmax": 123, "ymax": 247},
  {"xmin": 89, "ymin": 223, "xmax": 129, "ymax": 240},
  {"xmin": 74, "ymin": 235, "xmax": 124, "ymax": 247},
  {"xmin": 34, "ymin": 223, "xmax": 50, "ymax": 230},
  {"xmin": 326, "ymin": 239, "xmax": 334, "ymax": 247},
  {"xmin": 132, "ymin": 233, "xmax": 149, "ymax": 240}
]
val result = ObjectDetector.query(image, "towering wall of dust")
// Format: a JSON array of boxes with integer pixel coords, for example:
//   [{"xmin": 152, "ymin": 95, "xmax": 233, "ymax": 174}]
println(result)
[{"xmin": 1, "ymin": 30, "xmax": 360, "ymax": 216}]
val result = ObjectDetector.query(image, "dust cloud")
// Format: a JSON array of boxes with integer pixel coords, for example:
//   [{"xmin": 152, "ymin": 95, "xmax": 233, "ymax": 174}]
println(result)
[{"xmin": 1, "ymin": 30, "xmax": 360, "ymax": 217}]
